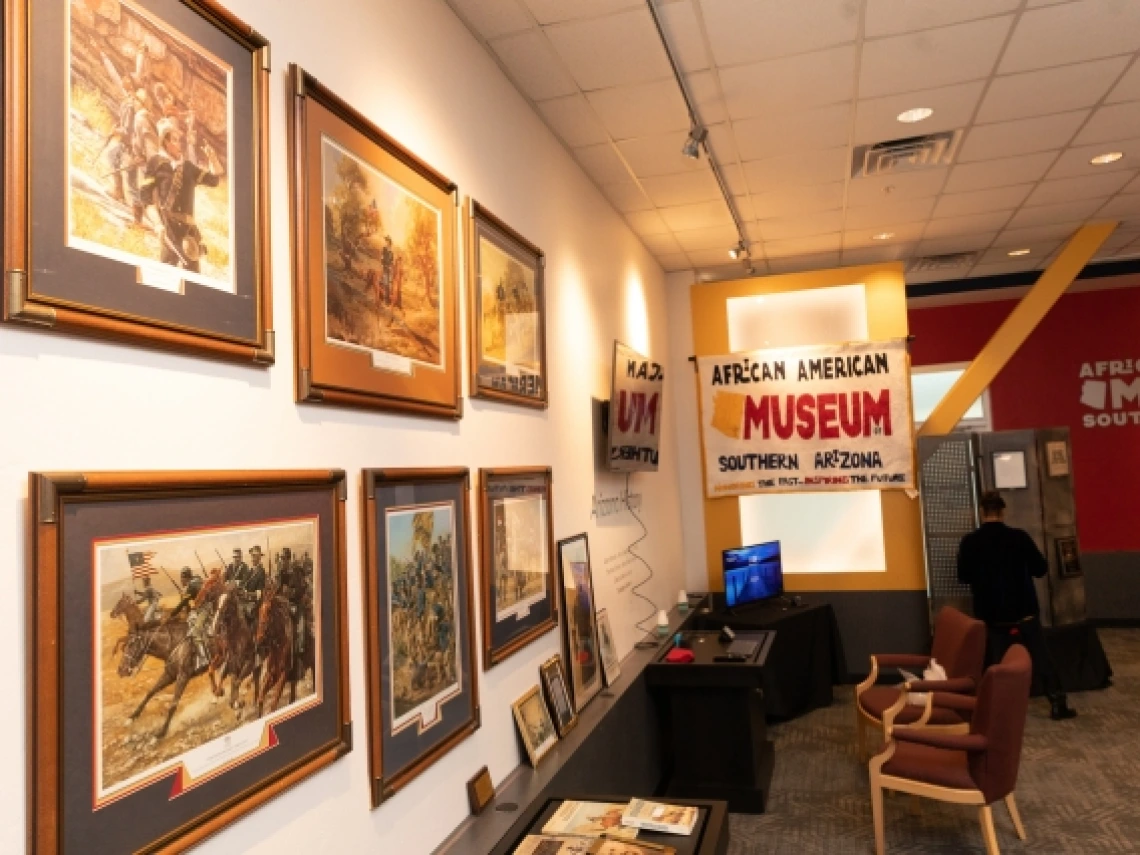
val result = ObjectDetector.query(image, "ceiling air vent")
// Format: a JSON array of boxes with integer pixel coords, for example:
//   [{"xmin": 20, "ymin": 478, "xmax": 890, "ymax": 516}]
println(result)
[
  {"xmin": 908, "ymin": 252, "xmax": 977, "ymax": 273},
  {"xmin": 852, "ymin": 130, "xmax": 962, "ymax": 178}
]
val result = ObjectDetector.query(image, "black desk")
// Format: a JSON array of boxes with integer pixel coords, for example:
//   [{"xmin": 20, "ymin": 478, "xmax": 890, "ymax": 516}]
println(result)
[
  {"xmin": 646, "ymin": 631, "xmax": 775, "ymax": 813},
  {"xmin": 695, "ymin": 598, "xmax": 846, "ymax": 720},
  {"xmin": 489, "ymin": 795, "xmax": 729, "ymax": 855}
]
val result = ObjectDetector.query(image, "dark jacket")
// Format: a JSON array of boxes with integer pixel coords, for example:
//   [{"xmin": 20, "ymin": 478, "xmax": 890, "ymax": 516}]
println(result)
[{"xmin": 957, "ymin": 521, "xmax": 1047, "ymax": 624}]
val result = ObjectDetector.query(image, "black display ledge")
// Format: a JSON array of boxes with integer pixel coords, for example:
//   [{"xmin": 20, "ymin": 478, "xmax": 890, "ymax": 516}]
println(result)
[{"xmin": 433, "ymin": 600, "xmax": 705, "ymax": 855}]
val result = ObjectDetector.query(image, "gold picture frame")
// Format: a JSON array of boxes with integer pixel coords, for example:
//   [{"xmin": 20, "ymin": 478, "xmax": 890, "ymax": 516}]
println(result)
[
  {"xmin": 539, "ymin": 654, "xmax": 578, "ymax": 738},
  {"xmin": 511, "ymin": 685, "xmax": 558, "ymax": 768}
]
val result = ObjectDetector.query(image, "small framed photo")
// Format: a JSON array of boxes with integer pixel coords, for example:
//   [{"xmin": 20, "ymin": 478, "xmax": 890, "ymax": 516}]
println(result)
[
  {"xmin": 467, "ymin": 200, "xmax": 548, "ymax": 408},
  {"xmin": 1045, "ymin": 440, "xmax": 1070, "ymax": 477},
  {"xmin": 596, "ymin": 608, "xmax": 621, "ymax": 687},
  {"xmin": 557, "ymin": 533, "xmax": 603, "ymax": 712},
  {"xmin": 478, "ymin": 467, "xmax": 557, "ymax": 668},
  {"xmin": 361, "ymin": 468, "xmax": 479, "ymax": 806},
  {"xmin": 540, "ymin": 654, "xmax": 578, "ymax": 738},
  {"xmin": 511, "ymin": 685, "xmax": 558, "ymax": 768},
  {"xmin": 28, "ymin": 470, "xmax": 351, "ymax": 854}
]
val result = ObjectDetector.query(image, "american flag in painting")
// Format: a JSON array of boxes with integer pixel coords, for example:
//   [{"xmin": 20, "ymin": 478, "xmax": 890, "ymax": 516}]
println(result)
[{"xmin": 128, "ymin": 551, "xmax": 158, "ymax": 579}]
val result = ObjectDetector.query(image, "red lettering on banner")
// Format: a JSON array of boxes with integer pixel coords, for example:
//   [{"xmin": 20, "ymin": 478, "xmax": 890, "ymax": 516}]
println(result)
[
  {"xmin": 795, "ymin": 394, "xmax": 816, "ymax": 439},
  {"xmin": 818, "ymin": 393, "xmax": 839, "ymax": 439},
  {"xmin": 743, "ymin": 395, "xmax": 770, "ymax": 440},
  {"xmin": 772, "ymin": 395, "xmax": 795, "ymax": 440},
  {"xmin": 617, "ymin": 391, "xmax": 660, "ymax": 435},
  {"xmin": 839, "ymin": 393, "xmax": 862, "ymax": 437},
  {"xmin": 862, "ymin": 390, "xmax": 892, "ymax": 436}
]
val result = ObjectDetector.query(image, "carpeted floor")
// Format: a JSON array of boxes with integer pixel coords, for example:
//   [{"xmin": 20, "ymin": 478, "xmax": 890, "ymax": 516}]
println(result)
[{"xmin": 728, "ymin": 629, "xmax": 1140, "ymax": 854}]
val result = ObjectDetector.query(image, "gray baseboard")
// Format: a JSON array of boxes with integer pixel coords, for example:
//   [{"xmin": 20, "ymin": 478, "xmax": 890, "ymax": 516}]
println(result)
[
  {"xmin": 1084, "ymin": 552, "xmax": 1140, "ymax": 622},
  {"xmin": 803, "ymin": 590, "xmax": 932, "ymax": 682}
]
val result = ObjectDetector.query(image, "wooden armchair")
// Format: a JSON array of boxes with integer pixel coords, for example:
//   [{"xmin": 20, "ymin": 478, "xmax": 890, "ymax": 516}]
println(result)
[
  {"xmin": 869, "ymin": 645, "xmax": 1033, "ymax": 855},
  {"xmin": 855, "ymin": 606, "xmax": 986, "ymax": 756}
]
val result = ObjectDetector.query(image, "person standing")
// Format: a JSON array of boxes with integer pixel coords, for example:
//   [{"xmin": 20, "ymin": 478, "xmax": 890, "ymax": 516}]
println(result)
[{"xmin": 957, "ymin": 491, "xmax": 1077, "ymax": 720}]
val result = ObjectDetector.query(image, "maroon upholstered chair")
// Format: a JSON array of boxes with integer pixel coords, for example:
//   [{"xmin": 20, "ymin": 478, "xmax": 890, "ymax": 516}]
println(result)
[
  {"xmin": 869, "ymin": 645, "xmax": 1033, "ymax": 855},
  {"xmin": 855, "ymin": 606, "xmax": 986, "ymax": 756}
]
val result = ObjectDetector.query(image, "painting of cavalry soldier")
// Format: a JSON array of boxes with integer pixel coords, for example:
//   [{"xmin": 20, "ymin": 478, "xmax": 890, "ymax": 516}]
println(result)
[{"xmin": 95, "ymin": 519, "xmax": 319, "ymax": 804}]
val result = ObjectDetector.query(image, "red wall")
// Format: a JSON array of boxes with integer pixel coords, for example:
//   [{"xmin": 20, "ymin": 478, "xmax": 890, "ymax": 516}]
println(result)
[{"xmin": 909, "ymin": 284, "xmax": 1140, "ymax": 554}]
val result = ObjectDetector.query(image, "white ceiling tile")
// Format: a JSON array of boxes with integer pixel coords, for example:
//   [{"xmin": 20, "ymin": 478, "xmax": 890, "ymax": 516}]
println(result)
[
  {"xmin": 999, "ymin": 1, "xmax": 1140, "ymax": 74},
  {"xmin": 657, "ymin": 253, "xmax": 694, "ymax": 272},
  {"xmin": 601, "ymin": 181, "xmax": 654, "ymax": 213},
  {"xmin": 625, "ymin": 209, "xmax": 671, "ymax": 236},
  {"xmin": 859, "ymin": 16, "xmax": 1013, "ymax": 99},
  {"xmin": 844, "ymin": 198, "xmax": 935, "ymax": 230},
  {"xmin": 449, "ymin": 0, "xmax": 533, "ymax": 40},
  {"xmin": 915, "ymin": 234, "xmax": 995, "ymax": 256},
  {"xmin": 585, "ymin": 79, "xmax": 689, "ymax": 141},
  {"xmin": 1047, "ymin": 138, "xmax": 1140, "ymax": 178},
  {"xmin": 968, "ymin": 259, "xmax": 1040, "ymax": 277},
  {"xmin": 490, "ymin": 31, "xmax": 579, "ymax": 100},
  {"xmin": 757, "ymin": 210, "xmax": 845, "ymax": 240},
  {"xmin": 699, "ymin": 0, "xmax": 858, "ymax": 66},
  {"xmin": 659, "ymin": 1, "xmax": 711, "ymax": 72},
  {"xmin": 865, "ymin": 0, "xmax": 1020, "ymax": 38},
  {"xmin": 1107, "ymin": 60, "xmax": 1140, "ymax": 104},
  {"xmin": 696, "ymin": 261, "xmax": 756, "ymax": 281},
  {"xmin": 674, "ymin": 224, "xmax": 740, "ymax": 251},
  {"xmin": 733, "ymin": 193, "xmax": 757, "ymax": 222},
  {"xmin": 660, "ymin": 200, "xmax": 735, "ymax": 232},
  {"xmin": 732, "ymin": 104, "xmax": 851, "ymax": 162},
  {"xmin": 1074, "ymin": 102, "xmax": 1140, "ymax": 146},
  {"xmin": 1126, "ymin": 174, "xmax": 1140, "ymax": 194},
  {"xmin": 1027, "ymin": 0, "xmax": 1078, "ymax": 6},
  {"xmin": 767, "ymin": 252, "xmax": 843, "ymax": 273},
  {"xmin": 521, "ymin": 0, "xmax": 642, "ymax": 26},
  {"xmin": 1096, "ymin": 194, "xmax": 1140, "ymax": 219},
  {"xmin": 852, "ymin": 81, "xmax": 985, "ymax": 145},
  {"xmin": 841, "ymin": 243, "xmax": 916, "ymax": 265},
  {"xmin": 638, "ymin": 232, "xmax": 685, "ymax": 255},
  {"xmin": 1024, "ymin": 171, "xmax": 1137, "ymax": 206},
  {"xmin": 976, "ymin": 57, "xmax": 1130, "ymax": 124},
  {"xmin": 924, "ymin": 210, "xmax": 1015, "ymax": 238},
  {"xmin": 1096, "ymin": 228, "xmax": 1140, "ymax": 252},
  {"xmin": 979, "ymin": 241, "xmax": 1062, "ymax": 264},
  {"xmin": 842, "ymin": 223, "xmax": 926, "ymax": 248},
  {"xmin": 574, "ymin": 143, "xmax": 633, "ymax": 184},
  {"xmin": 1006, "ymin": 198, "xmax": 1110, "ymax": 229},
  {"xmin": 846, "ymin": 170, "xmax": 949, "ymax": 207},
  {"xmin": 750, "ymin": 183, "xmax": 847, "ymax": 219},
  {"xmin": 544, "ymin": 8, "xmax": 671, "ymax": 91},
  {"xmin": 616, "ymin": 134, "xmax": 706, "ymax": 177},
  {"xmin": 943, "ymin": 152, "xmax": 1059, "ymax": 193},
  {"xmin": 957, "ymin": 111, "xmax": 1087, "ymax": 162},
  {"xmin": 686, "ymin": 72, "xmax": 729, "ymax": 126},
  {"xmin": 688, "ymin": 248, "xmax": 740, "ymax": 266},
  {"xmin": 743, "ymin": 147, "xmax": 850, "ymax": 193},
  {"xmin": 536, "ymin": 94, "xmax": 609, "ymax": 147},
  {"xmin": 706, "ymin": 123, "xmax": 741, "ymax": 167},
  {"xmin": 906, "ymin": 266, "xmax": 962, "ymax": 285},
  {"xmin": 640, "ymin": 170, "xmax": 722, "ymax": 207},
  {"xmin": 761, "ymin": 233, "xmax": 845, "ymax": 258},
  {"xmin": 932, "ymin": 184, "xmax": 1035, "ymax": 219},
  {"xmin": 997, "ymin": 222, "xmax": 1085, "ymax": 245},
  {"xmin": 719, "ymin": 46, "xmax": 856, "ymax": 121}
]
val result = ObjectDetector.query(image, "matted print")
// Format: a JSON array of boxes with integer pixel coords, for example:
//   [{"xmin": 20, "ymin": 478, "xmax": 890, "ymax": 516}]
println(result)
[
  {"xmin": 27, "ymin": 471, "xmax": 350, "ymax": 855},
  {"xmin": 363, "ymin": 468, "xmax": 478, "ymax": 806},
  {"xmin": 596, "ymin": 608, "xmax": 620, "ymax": 687},
  {"xmin": 511, "ymin": 685, "xmax": 557, "ymax": 768},
  {"xmin": 479, "ymin": 468, "xmax": 556, "ymax": 669},
  {"xmin": 468, "ymin": 200, "xmax": 548, "ymax": 407},
  {"xmin": 557, "ymin": 533, "xmax": 602, "ymax": 712},
  {"xmin": 6, "ymin": 0, "xmax": 273, "ymax": 361},
  {"xmin": 291, "ymin": 66, "xmax": 461, "ymax": 417},
  {"xmin": 540, "ymin": 654, "xmax": 577, "ymax": 738}
]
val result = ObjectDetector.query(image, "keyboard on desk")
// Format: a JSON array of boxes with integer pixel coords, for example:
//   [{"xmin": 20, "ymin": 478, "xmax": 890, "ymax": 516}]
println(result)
[{"xmin": 726, "ymin": 639, "xmax": 760, "ymax": 659}]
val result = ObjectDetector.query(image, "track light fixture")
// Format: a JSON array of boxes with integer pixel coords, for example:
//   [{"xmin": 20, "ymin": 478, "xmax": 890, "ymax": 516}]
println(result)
[
  {"xmin": 682, "ymin": 124, "xmax": 708, "ymax": 160},
  {"xmin": 729, "ymin": 240, "xmax": 749, "ymax": 260}
]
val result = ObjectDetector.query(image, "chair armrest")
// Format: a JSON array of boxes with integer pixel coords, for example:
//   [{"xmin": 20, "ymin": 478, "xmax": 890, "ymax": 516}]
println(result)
[
  {"xmin": 906, "ymin": 677, "xmax": 975, "ymax": 694},
  {"xmin": 872, "ymin": 654, "xmax": 931, "ymax": 669},
  {"xmin": 931, "ymin": 692, "xmax": 977, "ymax": 713},
  {"xmin": 893, "ymin": 729, "xmax": 988, "ymax": 753}
]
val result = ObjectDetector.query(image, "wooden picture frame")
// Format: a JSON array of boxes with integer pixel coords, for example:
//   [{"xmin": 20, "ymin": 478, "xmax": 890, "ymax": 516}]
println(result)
[
  {"xmin": 539, "ymin": 654, "xmax": 578, "ymax": 738},
  {"xmin": 28, "ymin": 470, "xmax": 351, "ymax": 854},
  {"xmin": 557, "ymin": 533, "xmax": 603, "ymax": 712},
  {"xmin": 511, "ymin": 686, "xmax": 558, "ymax": 768},
  {"xmin": 4, "ymin": 0, "xmax": 274, "ymax": 363},
  {"xmin": 290, "ymin": 65, "xmax": 462, "ymax": 418},
  {"xmin": 362, "ymin": 468, "xmax": 479, "ymax": 806},
  {"xmin": 596, "ymin": 608, "xmax": 621, "ymax": 687},
  {"xmin": 478, "ymin": 467, "xmax": 557, "ymax": 669},
  {"xmin": 467, "ymin": 199, "xmax": 548, "ymax": 408}
]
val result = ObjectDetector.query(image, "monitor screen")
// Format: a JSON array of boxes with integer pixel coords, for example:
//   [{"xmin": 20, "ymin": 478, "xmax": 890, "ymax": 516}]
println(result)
[{"xmin": 723, "ymin": 541, "xmax": 783, "ymax": 608}]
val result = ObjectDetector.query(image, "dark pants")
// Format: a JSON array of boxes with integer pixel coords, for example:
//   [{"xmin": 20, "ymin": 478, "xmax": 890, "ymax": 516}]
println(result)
[{"xmin": 987, "ymin": 617, "xmax": 1067, "ymax": 701}]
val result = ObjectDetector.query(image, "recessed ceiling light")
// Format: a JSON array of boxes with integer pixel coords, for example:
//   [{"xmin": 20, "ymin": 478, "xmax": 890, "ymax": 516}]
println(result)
[
  {"xmin": 1007, "ymin": 248, "xmax": 1031, "ymax": 257},
  {"xmin": 872, "ymin": 232, "xmax": 895, "ymax": 241},
  {"xmin": 897, "ymin": 107, "xmax": 934, "ymax": 124},
  {"xmin": 1090, "ymin": 151, "xmax": 1123, "ymax": 165}
]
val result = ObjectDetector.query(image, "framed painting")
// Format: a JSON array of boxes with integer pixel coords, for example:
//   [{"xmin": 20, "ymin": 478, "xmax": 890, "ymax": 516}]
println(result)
[
  {"xmin": 3, "ymin": 0, "xmax": 273, "ymax": 362},
  {"xmin": 596, "ymin": 608, "xmax": 621, "ymax": 687},
  {"xmin": 467, "ymin": 200, "xmax": 547, "ymax": 408},
  {"xmin": 362, "ymin": 468, "xmax": 479, "ymax": 806},
  {"xmin": 478, "ymin": 467, "xmax": 557, "ymax": 669},
  {"xmin": 557, "ymin": 533, "xmax": 603, "ymax": 712},
  {"xmin": 511, "ymin": 685, "xmax": 558, "ymax": 768},
  {"xmin": 27, "ymin": 470, "xmax": 351, "ymax": 854},
  {"xmin": 290, "ymin": 65, "xmax": 461, "ymax": 418},
  {"xmin": 540, "ymin": 654, "xmax": 578, "ymax": 738}
]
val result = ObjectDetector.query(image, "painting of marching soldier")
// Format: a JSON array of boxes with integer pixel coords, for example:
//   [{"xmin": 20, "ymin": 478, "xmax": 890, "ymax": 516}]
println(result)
[
  {"xmin": 469, "ymin": 201, "xmax": 548, "ymax": 407},
  {"xmin": 96, "ymin": 518, "xmax": 319, "ymax": 806},
  {"xmin": 68, "ymin": 0, "xmax": 235, "ymax": 292},
  {"xmin": 558, "ymin": 534, "xmax": 603, "ymax": 712}
]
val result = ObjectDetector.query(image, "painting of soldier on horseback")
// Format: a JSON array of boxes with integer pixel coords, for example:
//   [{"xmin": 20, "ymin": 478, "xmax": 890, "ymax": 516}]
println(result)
[{"xmin": 95, "ymin": 518, "xmax": 320, "ymax": 805}]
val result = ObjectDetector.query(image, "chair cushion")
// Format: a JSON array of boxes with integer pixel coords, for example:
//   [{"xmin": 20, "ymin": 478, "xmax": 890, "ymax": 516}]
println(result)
[
  {"xmin": 859, "ymin": 685, "xmax": 966, "ymax": 727},
  {"xmin": 882, "ymin": 741, "xmax": 977, "ymax": 792}
]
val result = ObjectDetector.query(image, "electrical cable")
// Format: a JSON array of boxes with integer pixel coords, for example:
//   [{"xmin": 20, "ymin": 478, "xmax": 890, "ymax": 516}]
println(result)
[{"xmin": 622, "ymin": 472, "xmax": 659, "ymax": 634}]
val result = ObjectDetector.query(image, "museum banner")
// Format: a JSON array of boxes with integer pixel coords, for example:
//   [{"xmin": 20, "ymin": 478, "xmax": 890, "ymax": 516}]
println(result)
[{"xmin": 697, "ymin": 339, "xmax": 916, "ymax": 497}]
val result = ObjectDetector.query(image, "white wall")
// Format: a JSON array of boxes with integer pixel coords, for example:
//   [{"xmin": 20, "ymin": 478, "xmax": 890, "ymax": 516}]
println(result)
[{"xmin": 0, "ymin": 1, "xmax": 686, "ymax": 853}]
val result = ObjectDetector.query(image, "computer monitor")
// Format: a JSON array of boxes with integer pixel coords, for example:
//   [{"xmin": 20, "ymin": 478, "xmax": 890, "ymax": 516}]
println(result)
[{"xmin": 723, "ymin": 541, "xmax": 783, "ymax": 608}]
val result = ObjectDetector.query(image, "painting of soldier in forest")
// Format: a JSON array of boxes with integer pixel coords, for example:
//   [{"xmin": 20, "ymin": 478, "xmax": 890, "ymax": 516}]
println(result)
[
  {"xmin": 386, "ymin": 504, "xmax": 460, "ymax": 731},
  {"xmin": 67, "ymin": 0, "xmax": 235, "ymax": 291},
  {"xmin": 322, "ymin": 138, "xmax": 444, "ymax": 369},
  {"xmin": 479, "ymin": 237, "xmax": 539, "ymax": 372}
]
